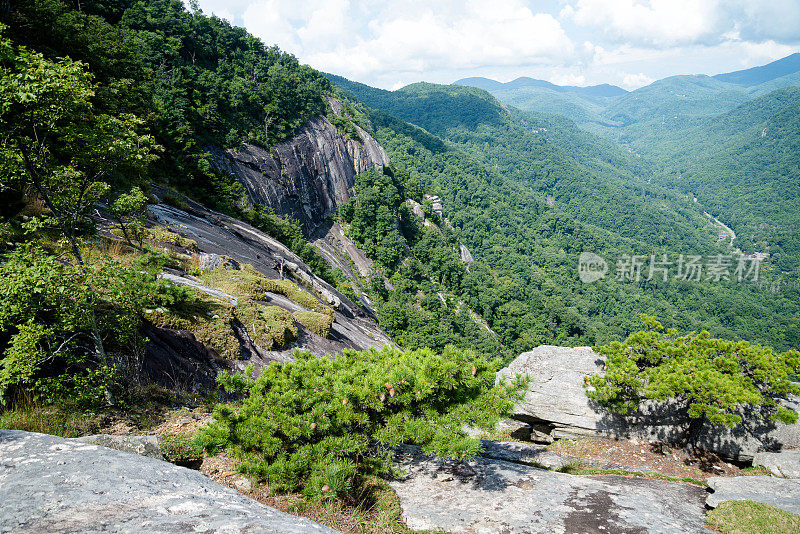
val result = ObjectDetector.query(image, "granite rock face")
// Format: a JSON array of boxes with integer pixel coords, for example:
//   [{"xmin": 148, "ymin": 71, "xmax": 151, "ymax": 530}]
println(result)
[
  {"xmin": 389, "ymin": 445, "xmax": 707, "ymax": 533},
  {"xmin": 707, "ymin": 475, "xmax": 800, "ymax": 514},
  {"xmin": 0, "ymin": 429, "xmax": 340, "ymax": 534},
  {"xmin": 498, "ymin": 345, "xmax": 800, "ymax": 462},
  {"xmin": 753, "ymin": 449, "xmax": 800, "ymax": 478},
  {"xmin": 72, "ymin": 434, "xmax": 163, "ymax": 460},
  {"xmin": 210, "ymin": 114, "xmax": 389, "ymax": 235}
]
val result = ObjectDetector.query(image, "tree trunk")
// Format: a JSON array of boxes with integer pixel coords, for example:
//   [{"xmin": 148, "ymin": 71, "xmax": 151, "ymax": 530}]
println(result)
[{"xmin": 683, "ymin": 417, "xmax": 704, "ymax": 449}]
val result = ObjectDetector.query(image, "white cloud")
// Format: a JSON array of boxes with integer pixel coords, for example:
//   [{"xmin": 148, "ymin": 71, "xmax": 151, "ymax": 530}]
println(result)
[
  {"xmin": 231, "ymin": 0, "xmax": 575, "ymax": 83},
  {"xmin": 188, "ymin": 0, "xmax": 800, "ymax": 89},
  {"xmin": 562, "ymin": 0, "xmax": 800, "ymax": 48},
  {"xmin": 621, "ymin": 72, "xmax": 654, "ymax": 89},
  {"xmin": 561, "ymin": 0, "xmax": 724, "ymax": 47}
]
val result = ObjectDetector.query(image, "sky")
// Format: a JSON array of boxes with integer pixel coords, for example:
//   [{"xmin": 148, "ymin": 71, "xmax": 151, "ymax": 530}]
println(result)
[{"xmin": 185, "ymin": 0, "xmax": 800, "ymax": 90}]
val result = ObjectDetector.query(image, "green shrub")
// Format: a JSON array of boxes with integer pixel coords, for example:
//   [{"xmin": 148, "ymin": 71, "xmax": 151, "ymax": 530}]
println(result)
[
  {"xmin": 200, "ymin": 345, "xmax": 527, "ymax": 499},
  {"xmin": 293, "ymin": 310, "xmax": 334, "ymax": 338},
  {"xmin": 587, "ymin": 315, "xmax": 800, "ymax": 446},
  {"xmin": 159, "ymin": 432, "xmax": 205, "ymax": 466}
]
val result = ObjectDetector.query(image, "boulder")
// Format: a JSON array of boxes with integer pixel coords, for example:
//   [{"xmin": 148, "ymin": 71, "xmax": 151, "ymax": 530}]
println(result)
[
  {"xmin": 0, "ymin": 429, "xmax": 340, "ymax": 533},
  {"xmin": 389, "ymin": 445, "xmax": 707, "ymax": 533},
  {"xmin": 498, "ymin": 345, "xmax": 800, "ymax": 462},
  {"xmin": 707, "ymin": 475, "xmax": 800, "ymax": 514},
  {"xmin": 753, "ymin": 449, "xmax": 800, "ymax": 478},
  {"xmin": 72, "ymin": 434, "xmax": 163, "ymax": 460}
]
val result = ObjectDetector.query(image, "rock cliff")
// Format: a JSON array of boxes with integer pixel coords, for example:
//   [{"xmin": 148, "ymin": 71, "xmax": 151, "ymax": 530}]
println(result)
[{"xmin": 210, "ymin": 112, "xmax": 389, "ymax": 235}]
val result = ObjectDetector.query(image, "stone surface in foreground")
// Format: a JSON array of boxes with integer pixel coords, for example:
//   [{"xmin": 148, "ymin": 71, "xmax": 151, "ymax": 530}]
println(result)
[
  {"xmin": 389, "ymin": 445, "xmax": 708, "ymax": 534},
  {"xmin": 0, "ymin": 429, "xmax": 340, "ymax": 533}
]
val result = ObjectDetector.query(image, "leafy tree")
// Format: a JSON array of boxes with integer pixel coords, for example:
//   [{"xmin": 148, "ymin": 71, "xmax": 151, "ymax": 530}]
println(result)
[
  {"xmin": 201, "ymin": 345, "xmax": 527, "ymax": 499},
  {"xmin": 0, "ymin": 28, "xmax": 157, "ymax": 365},
  {"xmin": 109, "ymin": 186, "xmax": 149, "ymax": 249},
  {"xmin": 586, "ymin": 315, "xmax": 800, "ymax": 446},
  {"xmin": 0, "ymin": 245, "xmax": 188, "ymax": 406}
]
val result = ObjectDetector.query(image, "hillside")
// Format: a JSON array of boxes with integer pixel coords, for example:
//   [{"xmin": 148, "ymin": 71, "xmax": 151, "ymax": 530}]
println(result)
[{"xmin": 328, "ymin": 78, "xmax": 799, "ymax": 352}]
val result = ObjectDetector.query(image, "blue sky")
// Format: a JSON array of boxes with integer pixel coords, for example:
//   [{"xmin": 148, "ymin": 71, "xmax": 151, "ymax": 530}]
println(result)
[{"xmin": 185, "ymin": 0, "xmax": 800, "ymax": 90}]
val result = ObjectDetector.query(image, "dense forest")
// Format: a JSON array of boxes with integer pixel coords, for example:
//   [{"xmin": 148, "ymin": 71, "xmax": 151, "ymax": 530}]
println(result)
[
  {"xmin": 327, "ymin": 77, "xmax": 800, "ymax": 353},
  {"xmin": 1, "ymin": 0, "xmax": 798, "ymax": 413}
]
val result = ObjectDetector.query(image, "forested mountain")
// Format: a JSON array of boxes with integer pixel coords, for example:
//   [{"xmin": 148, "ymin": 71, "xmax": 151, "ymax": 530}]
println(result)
[
  {"xmin": 327, "ymin": 75, "xmax": 716, "ymax": 252},
  {"xmin": 639, "ymin": 88, "xmax": 800, "ymax": 275},
  {"xmin": 460, "ymin": 53, "xmax": 800, "ymax": 137},
  {"xmin": 714, "ymin": 53, "xmax": 800, "ymax": 86},
  {"xmin": 327, "ymin": 75, "xmax": 800, "ymax": 352},
  {"xmin": 2, "ymin": 0, "xmax": 798, "ymax": 415}
]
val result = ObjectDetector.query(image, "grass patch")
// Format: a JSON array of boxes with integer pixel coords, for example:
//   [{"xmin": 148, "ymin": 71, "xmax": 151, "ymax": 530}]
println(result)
[
  {"xmin": 557, "ymin": 463, "xmax": 708, "ymax": 488},
  {"xmin": 0, "ymin": 404, "xmax": 99, "ymax": 438},
  {"xmin": 707, "ymin": 500, "xmax": 800, "ymax": 533},
  {"xmin": 238, "ymin": 304, "xmax": 298, "ymax": 349},
  {"xmin": 740, "ymin": 465, "xmax": 770, "ymax": 476},
  {"xmin": 293, "ymin": 310, "xmax": 334, "ymax": 338},
  {"xmin": 148, "ymin": 300, "xmax": 241, "ymax": 359}
]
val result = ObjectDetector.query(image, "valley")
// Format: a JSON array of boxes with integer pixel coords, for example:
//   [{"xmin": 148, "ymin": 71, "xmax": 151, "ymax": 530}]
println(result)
[{"xmin": 1, "ymin": 1, "xmax": 799, "ymax": 533}]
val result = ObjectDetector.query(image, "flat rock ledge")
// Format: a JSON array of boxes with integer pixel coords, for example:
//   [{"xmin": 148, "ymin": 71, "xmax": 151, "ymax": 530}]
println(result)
[
  {"xmin": 706, "ymin": 475, "xmax": 800, "ymax": 515},
  {"xmin": 389, "ymin": 445, "xmax": 708, "ymax": 534},
  {"xmin": 0, "ymin": 429, "xmax": 340, "ymax": 533},
  {"xmin": 72, "ymin": 434, "xmax": 164, "ymax": 460},
  {"xmin": 753, "ymin": 449, "xmax": 800, "ymax": 478}
]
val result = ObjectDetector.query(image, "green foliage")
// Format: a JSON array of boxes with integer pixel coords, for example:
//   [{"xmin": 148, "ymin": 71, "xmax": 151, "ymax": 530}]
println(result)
[
  {"xmin": 587, "ymin": 315, "xmax": 800, "ymax": 445},
  {"xmin": 3, "ymin": 0, "xmax": 331, "ymax": 211},
  {"xmin": 160, "ymin": 432, "xmax": 206, "ymax": 465},
  {"xmin": 0, "ymin": 27, "xmax": 158, "ymax": 250},
  {"xmin": 0, "ymin": 245, "xmax": 189, "ymax": 406},
  {"xmin": 201, "ymin": 345, "xmax": 527, "ymax": 499},
  {"xmin": 110, "ymin": 186, "xmax": 150, "ymax": 248}
]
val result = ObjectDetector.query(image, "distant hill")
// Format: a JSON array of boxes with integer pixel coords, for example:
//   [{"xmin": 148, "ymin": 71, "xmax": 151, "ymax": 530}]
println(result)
[
  {"xmin": 461, "ymin": 54, "xmax": 800, "ymax": 137},
  {"xmin": 455, "ymin": 76, "xmax": 628, "ymax": 98},
  {"xmin": 714, "ymin": 53, "xmax": 800, "ymax": 87}
]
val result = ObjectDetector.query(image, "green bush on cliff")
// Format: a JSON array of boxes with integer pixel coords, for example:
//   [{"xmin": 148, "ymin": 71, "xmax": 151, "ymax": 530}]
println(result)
[
  {"xmin": 200, "ymin": 345, "xmax": 527, "ymax": 499},
  {"xmin": 587, "ymin": 315, "xmax": 800, "ymax": 446}
]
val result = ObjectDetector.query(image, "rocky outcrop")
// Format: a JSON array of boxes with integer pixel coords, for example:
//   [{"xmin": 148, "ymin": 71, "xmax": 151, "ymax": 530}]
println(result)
[
  {"xmin": 0, "ymin": 429, "xmax": 340, "ymax": 533},
  {"xmin": 498, "ymin": 345, "xmax": 800, "ymax": 462},
  {"xmin": 753, "ymin": 449, "xmax": 800, "ymax": 478},
  {"xmin": 389, "ymin": 445, "xmax": 708, "ymax": 533},
  {"xmin": 94, "ymin": 188, "xmax": 394, "ymax": 391},
  {"xmin": 210, "ymin": 113, "xmax": 389, "ymax": 235},
  {"xmin": 707, "ymin": 475, "xmax": 800, "ymax": 514}
]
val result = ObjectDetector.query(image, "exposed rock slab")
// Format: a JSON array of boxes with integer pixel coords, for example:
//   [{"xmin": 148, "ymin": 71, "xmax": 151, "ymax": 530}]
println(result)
[
  {"xmin": 0, "ymin": 430, "xmax": 340, "ymax": 534},
  {"xmin": 498, "ymin": 345, "xmax": 800, "ymax": 462},
  {"xmin": 389, "ymin": 445, "xmax": 707, "ymax": 533},
  {"xmin": 707, "ymin": 475, "xmax": 800, "ymax": 514},
  {"xmin": 210, "ymin": 114, "xmax": 388, "ymax": 235},
  {"xmin": 478, "ymin": 440, "xmax": 645, "ymax": 473},
  {"xmin": 72, "ymin": 434, "xmax": 163, "ymax": 460},
  {"xmin": 753, "ymin": 449, "xmax": 800, "ymax": 478}
]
